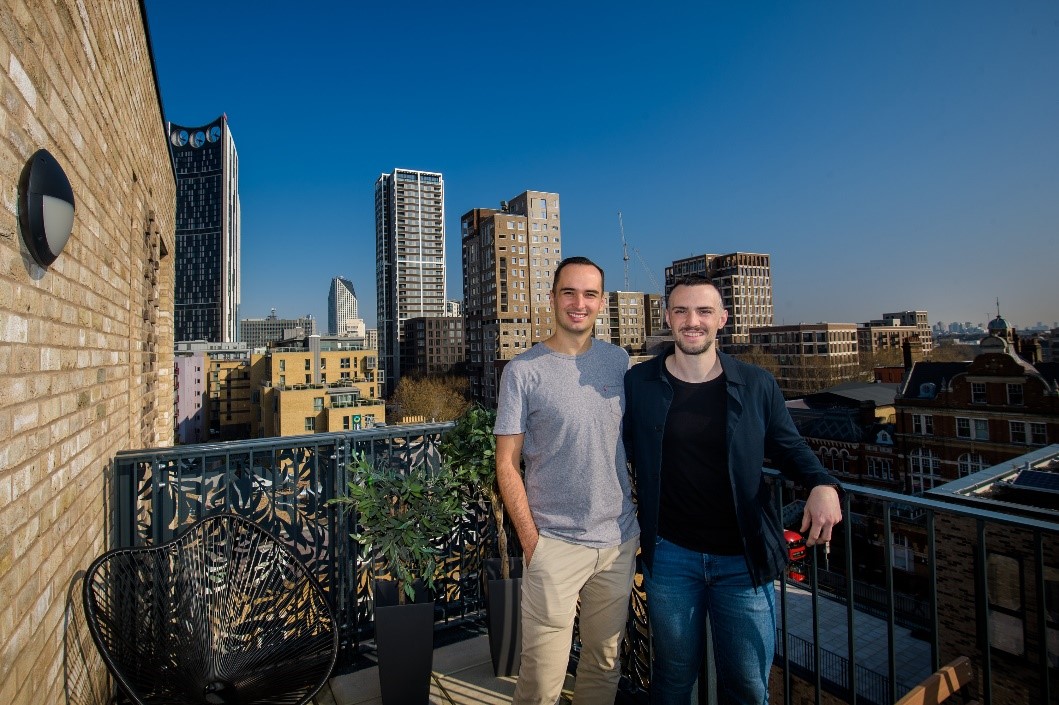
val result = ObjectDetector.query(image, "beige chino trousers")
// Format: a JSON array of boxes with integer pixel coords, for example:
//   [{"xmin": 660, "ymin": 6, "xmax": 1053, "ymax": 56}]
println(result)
[{"xmin": 513, "ymin": 534, "xmax": 639, "ymax": 705}]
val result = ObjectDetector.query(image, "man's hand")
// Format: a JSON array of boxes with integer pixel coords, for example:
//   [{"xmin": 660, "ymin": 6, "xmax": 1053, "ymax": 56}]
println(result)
[
  {"xmin": 496, "ymin": 433, "xmax": 541, "ymax": 567},
  {"xmin": 800, "ymin": 485, "xmax": 842, "ymax": 547},
  {"xmin": 523, "ymin": 532, "xmax": 540, "ymax": 566}
]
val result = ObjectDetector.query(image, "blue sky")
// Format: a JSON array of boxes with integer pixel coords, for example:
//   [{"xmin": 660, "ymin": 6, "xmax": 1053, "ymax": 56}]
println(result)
[{"xmin": 145, "ymin": 1, "xmax": 1059, "ymax": 330}]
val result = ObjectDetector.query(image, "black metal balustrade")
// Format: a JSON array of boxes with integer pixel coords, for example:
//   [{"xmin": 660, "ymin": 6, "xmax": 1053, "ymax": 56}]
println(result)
[
  {"xmin": 111, "ymin": 429, "xmax": 1059, "ymax": 704},
  {"xmin": 111, "ymin": 422, "xmax": 489, "ymax": 663},
  {"xmin": 764, "ymin": 471, "xmax": 1059, "ymax": 705}
]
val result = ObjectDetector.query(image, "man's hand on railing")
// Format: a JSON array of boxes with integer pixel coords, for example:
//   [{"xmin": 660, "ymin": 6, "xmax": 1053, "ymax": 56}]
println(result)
[{"xmin": 800, "ymin": 485, "xmax": 842, "ymax": 547}]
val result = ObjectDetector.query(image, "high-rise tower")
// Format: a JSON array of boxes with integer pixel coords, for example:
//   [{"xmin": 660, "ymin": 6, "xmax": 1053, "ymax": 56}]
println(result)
[
  {"xmin": 328, "ymin": 276, "xmax": 359, "ymax": 335},
  {"xmin": 462, "ymin": 190, "xmax": 561, "ymax": 407},
  {"xmin": 665, "ymin": 252, "xmax": 772, "ymax": 351},
  {"xmin": 169, "ymin": 115, "xmax": 240, "ymax": 342},
  {"xmin": 375, "ymin": 169, "xmax": 446, "ymax": 395}
]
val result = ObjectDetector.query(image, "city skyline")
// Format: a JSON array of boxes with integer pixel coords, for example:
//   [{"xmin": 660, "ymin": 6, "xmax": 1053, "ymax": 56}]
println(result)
[{"xmin": 145, "ymin": 1, "xmax": 1059, "ymax": 330}]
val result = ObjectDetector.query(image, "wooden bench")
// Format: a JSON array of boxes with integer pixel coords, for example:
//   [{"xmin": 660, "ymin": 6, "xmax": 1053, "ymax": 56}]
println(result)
[{"xmin": 895, "ymin": 656, "xmax": 977, "ymax": 705}]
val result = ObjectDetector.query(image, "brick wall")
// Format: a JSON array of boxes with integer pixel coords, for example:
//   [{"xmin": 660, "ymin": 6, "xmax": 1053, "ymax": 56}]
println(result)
[
  {"xmin": 935, "ymin": 512, "xmax": 1059, "ymax": 705},
  {"xmin": 0, "ymin": 2, "xmax": 175, "ymax": 704}
]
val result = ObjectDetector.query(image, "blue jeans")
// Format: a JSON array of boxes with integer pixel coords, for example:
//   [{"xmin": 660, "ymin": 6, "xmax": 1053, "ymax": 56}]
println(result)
[{"xmin": 644, "ymin": 537, "xmax": 776, "ymax": 705}]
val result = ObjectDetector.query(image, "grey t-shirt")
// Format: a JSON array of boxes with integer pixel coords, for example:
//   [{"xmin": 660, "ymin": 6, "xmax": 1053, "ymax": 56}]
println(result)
[{"xmin": 494, "ymin": 338, "xmax": 639, "ymax": 548}]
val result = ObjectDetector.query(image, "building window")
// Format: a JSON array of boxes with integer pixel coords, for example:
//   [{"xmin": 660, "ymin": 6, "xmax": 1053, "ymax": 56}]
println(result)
[
  {"xmin": 343, "ymin": 415, "xmax": 351, "ymax": 430},
  {"xmin": 1007, "ymin": 384, "xmax": 1025, "ymax": 406},
  {"xmin": 974, "ymin": 418, "xmax": 989, "ymax": 440},
  {"xmin": 972, "ymin": 382, "xmax": 987, "ymax": 404},
  {"xmin": 822, "ymin": 448, "xmax": 849, "ymax": 473},
  {"xmin": 1010, "ymin": 421, "xmax": 1028, "ymax": 445},
  {"xmin": 957, "ymin": 453, "xmax": 986, "ymax": 477},
  {"xmin": 892, "ymin": 535, "xmax": 914, "ymax": 572},
  {"xmin": 987, "ymin": 553, "xmax": 1024, "ymax": 657},
  {"xmin": 341, "ymin": 357, "xmax": 351, "ymax": 369},
  {"xmin": 1031, "ymin": 423, "xmax": 1048, "ymax": 445},
  {"xmin": 304, "ymin": 417, "xmax": 316, "ymax": 432},
  {"xmin": 313, "ymin": 397, "xmax": 324, "ymax": 411},
  {"xmin": 304, "ymin": 358, "xmax": 311, "ymax": 371},
  {"xmin": 908, "ymin": 448, "xmax": 940, "ymax": 493},
  {"xmin": 912, "ymin": 414, "xmax": 934, "ymax": 435},
  {"xmin": 956, "ymin": 417, "xmax": 990, "ymax": 440},
  {"xmin": 867, "ymin": 457, "xmax": 893, "ymax": 480},
  {"xmin": 279, "ymin": 359, "xmax": 286, "ymax": 372}
]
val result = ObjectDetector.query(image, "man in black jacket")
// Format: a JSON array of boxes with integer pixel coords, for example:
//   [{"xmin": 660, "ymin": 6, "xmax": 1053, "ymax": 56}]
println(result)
[{"xmin": 623, "ymin": 275, "xmax": 842, "ymax": 705}]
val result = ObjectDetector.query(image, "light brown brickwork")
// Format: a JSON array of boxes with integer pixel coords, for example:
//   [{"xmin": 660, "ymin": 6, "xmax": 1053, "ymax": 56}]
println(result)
[
  {"xmin": 258, "ymin": 347, "xmax": 385, "ymax": 437},
  {"xmin": 0, "ymin": 2, "xmax": 175, "ymax": 704}
]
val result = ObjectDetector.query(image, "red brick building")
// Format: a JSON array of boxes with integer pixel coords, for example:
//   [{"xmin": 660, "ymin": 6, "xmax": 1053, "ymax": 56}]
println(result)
[{"xmin": 895, "ymin": 335, "xmax": 1059, "ymax": 494}]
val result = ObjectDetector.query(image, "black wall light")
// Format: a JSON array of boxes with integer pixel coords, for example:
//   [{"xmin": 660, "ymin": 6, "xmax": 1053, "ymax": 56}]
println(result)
[{"xmin": 18, "ymin": 148, "xmax": 75, "ymax": 267}]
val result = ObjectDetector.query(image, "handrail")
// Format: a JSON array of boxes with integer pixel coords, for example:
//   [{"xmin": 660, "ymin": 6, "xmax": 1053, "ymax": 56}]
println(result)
[{"xmin": 110, "ymin": 434, "xmax": 1059, "ymax": 701}]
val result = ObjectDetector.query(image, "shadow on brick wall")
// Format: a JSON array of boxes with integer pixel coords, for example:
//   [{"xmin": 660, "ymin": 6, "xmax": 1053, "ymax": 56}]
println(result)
[{"xmin": 64, "ymin": 571, "xmax": 109, "ymax": 705}]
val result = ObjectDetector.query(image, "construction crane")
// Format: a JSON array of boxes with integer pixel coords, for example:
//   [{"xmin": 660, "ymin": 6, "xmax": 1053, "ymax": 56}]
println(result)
[
  {"xmin": 618, "ymin": 211, "xmax": 631, "ymax": 290},
  {"xmin": 618, "ymin": 211, "xmax": 661, "ymax": 294},
  {"xmin": 634, "ymin": 247, "xmax": 661, "ymax": 294}
]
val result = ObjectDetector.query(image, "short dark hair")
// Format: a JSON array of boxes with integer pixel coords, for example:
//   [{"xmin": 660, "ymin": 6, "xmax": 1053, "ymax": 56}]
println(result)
[
  {"xmin": 666, "ymin": 275, "xmax": 724, "ymax": 309},
  {"xmin": 552, "ymin": 256, "xmax": 605, "ymax": 293}
]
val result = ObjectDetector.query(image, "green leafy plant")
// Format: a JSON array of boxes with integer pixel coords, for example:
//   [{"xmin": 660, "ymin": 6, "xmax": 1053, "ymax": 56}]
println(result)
[
  {"xmin": 332, "ymin": 453, "xmax": 467, "ymax": 604},
  {"xmin": 441, "ymin": 406, "xmax": 512, "ymax": 578}
]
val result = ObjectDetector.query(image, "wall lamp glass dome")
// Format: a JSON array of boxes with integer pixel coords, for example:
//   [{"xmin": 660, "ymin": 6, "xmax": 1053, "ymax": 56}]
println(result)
[{"xmin": 18, "ymin": 149, "xmax": 75, "ymax": 268}]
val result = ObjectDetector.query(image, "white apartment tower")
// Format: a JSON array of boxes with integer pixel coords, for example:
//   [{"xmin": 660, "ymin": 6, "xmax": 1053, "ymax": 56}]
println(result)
[
  {"xmin": 375, "ymin": 169, "xmax": 446, "ymax": 394},
  {"xmin": 328, "ymin": 276, "xmax": 360, "ymax": 335}
]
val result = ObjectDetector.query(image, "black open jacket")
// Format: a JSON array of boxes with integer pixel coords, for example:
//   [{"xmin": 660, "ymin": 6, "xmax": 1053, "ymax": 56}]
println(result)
[{"xmin": 623, "ymin": 347, "xmax": 841, "ymax": 586}]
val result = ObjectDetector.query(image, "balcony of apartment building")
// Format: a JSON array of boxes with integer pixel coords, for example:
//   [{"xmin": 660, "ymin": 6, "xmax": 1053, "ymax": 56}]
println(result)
[
  {"xmin": 328, "ymin": 397, "xmax": 385, "ymax": 410},
  {"xmin": 86, "ymin": 425, "xmax": 1059, "ymax": 705}
]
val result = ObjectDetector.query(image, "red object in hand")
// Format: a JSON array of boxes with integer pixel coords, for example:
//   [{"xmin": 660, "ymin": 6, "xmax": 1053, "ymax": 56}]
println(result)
[{"xmin": 784, "ymin": 530, "xmax": 806, "ymax": 562}]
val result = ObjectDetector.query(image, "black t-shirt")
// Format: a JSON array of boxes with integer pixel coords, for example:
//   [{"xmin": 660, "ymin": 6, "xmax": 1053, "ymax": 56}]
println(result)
[{"xmin": 658, "ymin": 367, "xmax": 743, "ymax": 555}]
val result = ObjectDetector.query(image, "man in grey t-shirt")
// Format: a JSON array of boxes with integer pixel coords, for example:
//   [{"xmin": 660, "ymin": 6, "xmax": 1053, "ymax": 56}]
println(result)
[{"xmin": 496, "ymin": 256, "xmax": 639, "ymax": 705}]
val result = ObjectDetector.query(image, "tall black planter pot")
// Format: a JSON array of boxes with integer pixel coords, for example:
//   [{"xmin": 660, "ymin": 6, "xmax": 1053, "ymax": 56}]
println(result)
[
  {"xmin": 374, "ymin": 580, "xmax": 434, "ymax": 705},
  {"xmin": 484, "ymin": 558, "xmax": 523, "ymax": 677}
]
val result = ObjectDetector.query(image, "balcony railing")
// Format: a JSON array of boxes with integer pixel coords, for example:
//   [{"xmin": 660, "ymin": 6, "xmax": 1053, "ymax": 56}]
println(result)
[
  {"xmin": 111, "ymin": 423, "xmax": 487, "ymax": 664},
  {"xmin": 110, "ymin": 430, "xmax": 1059, "ymax": 704},
  {"xmin": 757, "ymin": 470, "xmax": 1059, "ymax": 705}
]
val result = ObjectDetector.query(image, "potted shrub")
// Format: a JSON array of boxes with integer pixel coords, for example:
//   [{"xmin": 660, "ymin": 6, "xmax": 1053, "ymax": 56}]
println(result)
[
  {"xmin": 332, "ymin": 452, "xmax": 466, "ymax": 705},
  {"xmin": 441, "ymin": 405, "xmax": 522, "ymax": 676}
]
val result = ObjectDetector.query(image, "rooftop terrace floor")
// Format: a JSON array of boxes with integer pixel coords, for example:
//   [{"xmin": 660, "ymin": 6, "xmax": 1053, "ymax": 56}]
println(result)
[{"xmin": 316, "ymin": 582, "xmax": 931, "ymax": 705}]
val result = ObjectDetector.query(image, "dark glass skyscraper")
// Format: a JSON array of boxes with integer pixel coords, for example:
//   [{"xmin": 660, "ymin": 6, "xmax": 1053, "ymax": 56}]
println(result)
[{"xmin": 169, "ymin": 115, "xmax": 240, "ymax": 342}]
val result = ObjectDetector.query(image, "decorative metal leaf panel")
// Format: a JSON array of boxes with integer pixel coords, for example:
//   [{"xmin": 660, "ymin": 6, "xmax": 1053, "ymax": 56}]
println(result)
[
  {"xmin": 113, "ymin": 424, "xmax": 492, "ymax": 664},
  {"xmin": 112, "ymin": 424, "xmax": 648, "ymax": 676}
]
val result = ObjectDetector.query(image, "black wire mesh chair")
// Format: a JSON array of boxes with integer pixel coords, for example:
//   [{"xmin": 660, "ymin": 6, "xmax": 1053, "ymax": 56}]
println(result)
[{"xmin": 82, "ymin": 513, "xmax": 338, "ymax": 705}]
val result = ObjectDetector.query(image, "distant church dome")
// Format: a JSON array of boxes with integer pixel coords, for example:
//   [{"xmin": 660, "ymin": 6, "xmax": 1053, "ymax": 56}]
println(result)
[
  {"xmin": 987, "ymin": 298, "xmax": 1013, "ymax": 338},
  {"xmin": 988, "ymin": 315, "xmax": 1009, "ymax": 333}
]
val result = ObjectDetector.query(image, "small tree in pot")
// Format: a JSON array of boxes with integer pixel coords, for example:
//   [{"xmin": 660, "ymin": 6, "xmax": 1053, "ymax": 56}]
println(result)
[
  {"xmin": 331, "ymin": 452, "xmax": 467, "ymax": 705},
  {"xmin": 441, "ymin": 405, "xmax": 522, "ymax": 676},
  {"xmin": 440, "ymin": 405, "xmax": 512, "ymax": 577},
  {"xmin": 334, "ymin": 452, "xmax": 466, "ymax": 604}
]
